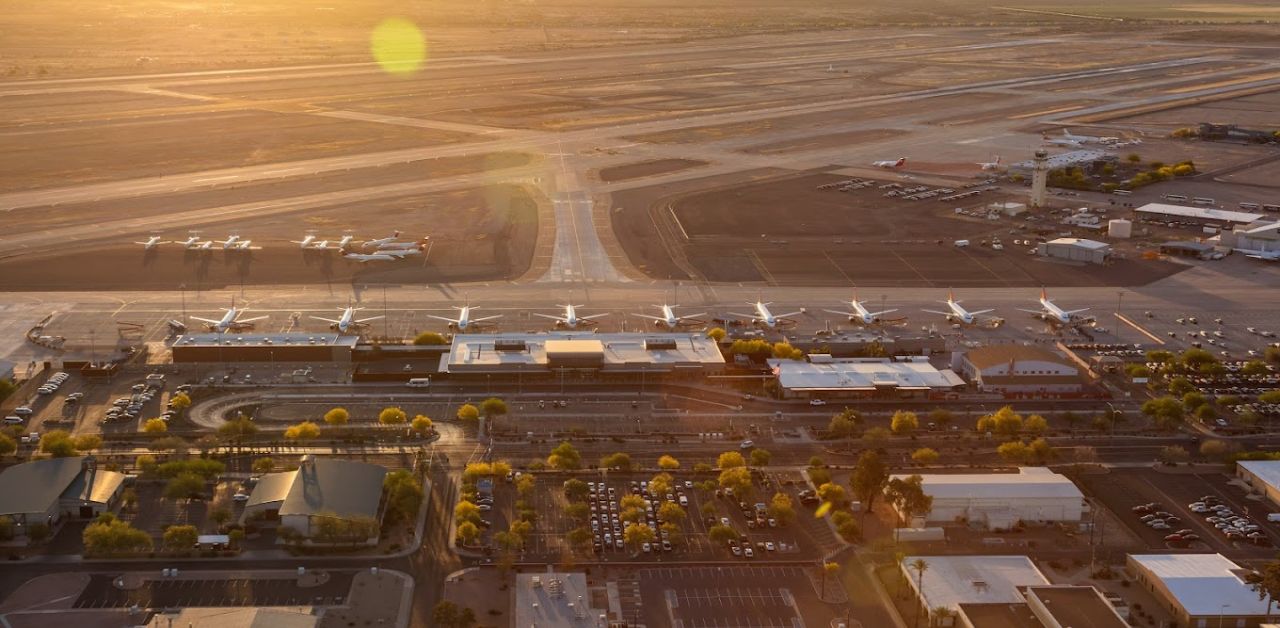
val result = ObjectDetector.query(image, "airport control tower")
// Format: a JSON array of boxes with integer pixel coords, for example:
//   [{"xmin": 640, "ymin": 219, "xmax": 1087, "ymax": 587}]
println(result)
[{"xmin": 1030, "ymin": 149, "xmax": 1049, "ymax": 208}]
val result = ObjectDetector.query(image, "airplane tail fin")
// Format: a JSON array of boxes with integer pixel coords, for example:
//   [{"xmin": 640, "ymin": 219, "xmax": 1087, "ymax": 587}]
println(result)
[
  {"xmin": 896, "ymin": 157, "xmax": 906, "ymax": 167},
  {"xmin": 1040, "ymin": 287, "xmax": 1048, "ymax": 301}
]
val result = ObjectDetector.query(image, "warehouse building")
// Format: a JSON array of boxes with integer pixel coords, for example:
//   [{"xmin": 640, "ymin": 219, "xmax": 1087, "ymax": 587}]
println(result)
[
  {"xmin": 891, "ymin": 467, "xmax": 1086, "ymax": 529},
  {"xmin": 0, "ymin": 457, "xmax": 124, "ymax": 542},
  {"xmin": 1235, "ymin": 460, "xmax": 1280, "ymax": 508},
  {"xmin": 954, "ymin": 346, "xmax": 1085, "ymax": 397},
  {"xmin": 441, "ymin": 332, "xmax": 725, "ymax": 378},
  {"xmin": 901, "ymin": 555, "xmax": 1050, "ymax": 625},
  {"xmin": 241, "ymin": 456, "xmax": 387, "ymax": 544},
  {"xmin": 1135, "ymin": 202, "xmax": 1264, "ymax": 226},
  {"xmin": 171, "ymin": 333, "xmax": 357, "ymax": 363},
  {"xmin": 1127, "ymin": 554, "xmax": 1271, "ymax": 628},
  {"xmin": 1221, "ymin": 220, "xmax": 1280, "ymax": 255},
  {"xmin": 1036, "ymin": 237, "xmax": 1111, "ymax": 264},
  {"xmin": 768, "ymin": 356, "xmax": 966, "ymax": 400}
]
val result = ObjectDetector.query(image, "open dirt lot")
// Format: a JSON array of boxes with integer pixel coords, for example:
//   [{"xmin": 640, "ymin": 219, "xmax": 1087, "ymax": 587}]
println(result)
[
  {"xmin": 0, "ymin": 184, "xmax": 539, "ymax": 290},
  {"xmin": 1109, "ymin": 88, "xmax": 1280, "ymax": 130}
]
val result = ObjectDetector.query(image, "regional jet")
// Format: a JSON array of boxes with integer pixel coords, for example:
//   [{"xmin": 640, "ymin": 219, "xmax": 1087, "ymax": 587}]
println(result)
[
  {"xmin": 177, "ymin": 234, "xmax": 205, "ymax": 249},
  {"xmin": 977, "ymin": 156, "xmax": 1002, "ymax": 171},
  {"xmin": 872, "ymin": 157, "xmax": 907, "ymax": 169},
  {"xmin": 532, "ymin": 304, "xmax": 608, "ymax": 329},
  {"xmin": 362, "ymin": 231, "xmax": 402, "ymax": 249},
  {"xmin": 426, "ymin": 304, "xmax": 501, "ymax": 331},
  {"xmin": 135, "ymin": 235, "xmax": 168, "ymax": 250},
  {"xmin": 632, "ymin": 304, "xmax": 707, "ymax": 329},
  {"xmin": 190, "ymin": 301, "xmax": 268, "ymax": 333},
  {"xmin": 921, "ymin": 290, "xmax": 995, "ymax": 325},
  {"xmin": 728, "ymin": 300, "xmax": 804, "ymax": 329},
  {"xmin": 1016, "ymin": 288, "xmax": 1090, "ymax": 325},
  {"xmin": 311, "ymin": 305, "xmax": 383, "ymax": 333},
  {"xmin": 823, "ymin": 291, "xmax": 898, "ymax": 325},
  {"xmin": 372, "ymin": 244, "xmax": 424, "ymax": 258}
]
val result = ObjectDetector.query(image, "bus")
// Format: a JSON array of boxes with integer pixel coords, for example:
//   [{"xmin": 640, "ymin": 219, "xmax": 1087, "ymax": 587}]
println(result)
[
  {"xmin": 1112, "ymin": 189, "xmax": 1132, "ymax": 196},
  {"xmin": 1263, "ymin": 204, "xmax": 1280, "ymax": 213},
  {"xmin": 1240, "ymin": 202, "xmax": 1261, "ymax": 211}
]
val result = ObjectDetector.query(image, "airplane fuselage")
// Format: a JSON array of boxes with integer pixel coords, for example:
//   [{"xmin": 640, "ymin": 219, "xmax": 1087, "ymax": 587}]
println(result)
[{"xmin": 755, "ymin": 302, "xmax": 779, "ymax": 328}]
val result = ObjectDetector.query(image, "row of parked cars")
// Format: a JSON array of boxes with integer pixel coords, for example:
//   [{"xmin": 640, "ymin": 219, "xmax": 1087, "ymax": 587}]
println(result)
[{"xmin": 1190, "ymin": 496, "xmax": 1271, "ymax": 546}]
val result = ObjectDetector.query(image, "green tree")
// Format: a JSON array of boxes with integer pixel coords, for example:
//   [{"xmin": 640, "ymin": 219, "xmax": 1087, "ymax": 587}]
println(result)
[
  {"xmin": 977, "ymin": 406, "xmax": 1023, "ymax": 436},
  {"xmin": 563, "ymin": 478, "xmax": 588, "ymax": 501},
  {"xmin": 708, "ymin": 524, "xmax": 738, "ymax": 545},
  {"xmin": 707, "ymin": 327, "xmax": 727, "ymax": 342},
  {"xmin": 547, "ymin": 441, "xmax": 582, "ymax": 470},
  {"xmin": 862, "ymin": 426, "xmax": 891, "ymax": 448},
  {"xmin": 563, "ymin": 502, "xmax": 590, "ymax": 522},
  {"xmin": 1200, "ymin": 439, "xmax": 1235, "ymax": 460},
  {"xmin": 411, "ymin": 415, "xmax": 433, "ymax": 435},
  {"xmin": 1183, "ymin": 391, "xmax": 1208, "ymax": 412},
  {"xmin": 1244, "ymin": 560, "xmax": 1280, "ymax": 622},
  {"xmin": 0, "ymin": 433, "xmax": 14, "ymax": 457},
  {"xmin": 218, "ymin": 415, "xmax": 258, "ymax": 444},
  {"xmin": 600, "ymin": 452, "xmax": 634, "ymax": 470},
  {"xmin": 624, "ymin": 523, "xmax": 656, "ymax": 550},
  {"xmin": 657, "ymin": 455, "xmax": 680, "ymax": 470},
  {"xmin": 1261, "ymin": 391, "xmax": 1280, "ymax": 405},
  {"xmin": 850, "ymin": 451, "xmax": 889, "ymax": 512},
  {"xmin": 910, "ymin": 447, "xmax": 939, "ymax": 465},
  {"xmin": 454, "ymin": 500, "xmax": 482, "ymax": 525},
  {"xmin": 1024, "ymin": 414, "xmax": 1048, "ymax": 434},
  {"xmin": 827, "ymin": 408, "xmax": 861, "ymax": 438},
  {"xmin": 1142, "ymin": 396, "xmax": 1185, "ymax": 430},
  {"xmin": 164, "ymin": 473, "xmax": 206, "ymax": 500},
  {"xmin": 384, "ymin": 470, "xmax": 424, "ymax": 524},
  {"xmin": 142, "ymin": 418, "xmax": 168, "ymax": 434},
  {"xmin": 658, "ymin": 501, "xmax": 687, "ymax": 524},
  {"xmin": 1243, "ymin": 361, "xmax": 1269, "ymax": 376},
  {"xmin": 718, "ymin": 466, "xmax": 753, "ymax": 499},
  {"xmin": 886, "ymin": 475, "xmax": 933, "ymax": 522},
  {"xmin": 455, "ymin": 521, "xmax": 479, "ymax": 546},
  {"xmin": 209, "ymin": 507, "xmax": 232, "ymax": 529},
  {"xmin": 566, "ymin": 526, "xmax": 593, "ymax": 549},
  {"xmin": 1159, "ymin": 445, "xmax": 1190, "ymax": 464},
  {"xmin": 515, "ymin": 473, "xmax": 536, "ymax": 497},
  {"xmin": 73, "ymin": 434, "xmax": 102, "ymax": 452},
  {"xmin": 928, "ymin": 408, "xmax": 955, "ymax": 429},
  {"xmin": 323, "ymin": 407, "xmax": 349, "ymax": 426},
  {"xmin": 818, "ymin": 482, "xmax": 847, "ymax": 507},
  {"xmin": 831, "ymin": 510, "xmax": 861, "ymax": 542},
  {"xmin": 456, "ymin": 404, "xmax": 480, "ymax": 425},
  {"xmin": 413, "ymin": 332, "xmax": 447, "ymax": 345},
  {"xmin": 910, "ymin": 559, "xmax": 930, "ymax": 628},
  {"xmin": 83, "ymin": 516, "xmax": 152, "ymax": 555},
  {"xmin": 890, "ymin": 410, "xmax": 919, "ymax": 435},
  {"xmin": 480, "ymin": 397, "xmax": 509, "ymax": 418},
  {"xmin": 169, "ymin": 392, "xmax": 192, "ymax": 411},
  {"xmin": 163, "ymin": 524, "xmax": 198, "ymax": 551},
  {"xmin": 283, "ymin": 421, "xmax": 320, "ymax": 440},
  {"xmin": 768, "ymin": 492, "xmax": 796, "ymax": 525},
  {"xmin": 39, "ymin": 430, "xmax": 77, "ymax": 457},
  {"xmin": 648, "ymin": 473, "xmax": 674, "ymax": 498},
  {"xmin": 749, "ymin": 448, "xmax": 772, "ymax": 467},
  {"xmin": 717, "ymin": 451, "xmax": 746, "ymax": 469},
  {"xmin": 378, "ymin": 407, "xmax": 407, "ymax": 425},
  {"xmin": 998, "ymin": 440, "xmax": 1031, "ymax": 463},
  {"xmin": 135, "ymin": 454, "xmax": 158, "ymax": 475}
]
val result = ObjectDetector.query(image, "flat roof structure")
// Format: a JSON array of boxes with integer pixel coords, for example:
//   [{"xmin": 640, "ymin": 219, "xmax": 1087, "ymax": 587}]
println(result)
[
  {"xmin": 442, "ymin": 332, "xmax": 724, "ymax": 374},
  {"xmin": 149, "ymin": 607, "xmax": 317, "ymax": 628},
  {"xmin": 1025, "ymin": 586, "xmax": 1128, "ymax": 628},
  {"xmin": 769, "ymin": 357, "xmax": 965, "ymax": 393},
  {"xmin": 958, "ymin": 603, "xmax": 1042, "ymax": 628},
  {"xmin": 173, "ymin": 333, "xmax": 358, "ymax": 348},
  {"xmin": 515, "ymin": 572, "xmax": 608, "ymax": 628},
  {"xmin": 1127, "ymin": 554, "xmax": 1270, "ymax": 617},
  {"xmin": 1238, "ymin": 460, "xmax": 1280, "ymax": 489},
  {"xmin": 961, "ymin": 346, "xmax": 1074, "ymax": 370},
  {"xmin": 1010, "ymin": 149, "xmax": 1110, "ymax": 172},
  {"xmin": 1044, "ymin": 237, "xmax": 1110, "ymax": 250},
  {"xmin": 903, "ymin": 555, "xmax": 1050, "ymax": 612},
  {"xmin": 1136, "ymin": 203, "xmax": 1264, "ymax": 224},
  {"xmin": 892, "ymin": 468, "xmax": 1083, "ymax": 502}
]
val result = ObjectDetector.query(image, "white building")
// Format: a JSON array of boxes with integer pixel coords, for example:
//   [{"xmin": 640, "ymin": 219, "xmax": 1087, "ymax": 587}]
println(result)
[
  {"xmin": 1127, "ymin": 554, "xmax": 1272, "ymax": 628},
  {"xmin": 955, "ymin": 345, "xmax": 1085, "ymax": 396},
  {"xmin": 768, "ymin": 356, "xmax": 966, "ymax": 400},
  {"xmin": 892, "ymin": 467, "xmax": 1086, "ymax": 529},
  {"xmin": 441, "ymin": 332, "xmax": 725, "ymax": 377},
  {"xmin": 1221, "ymin": 220, "xmax": 1280, "ymax": 255},
  {"xmin": 1037, "ymin": 237, "xmax": 1111, "ymax": 264},
  {"xmin": 1235, "ymin": 460, "xmax": 1280, "ymax": 508},
  {"xmin": 901, "ymin": 555, "xmax": 1050, "ymax": 624},
  {"xmin": 1135, "ymin": 203, "xmax": 1264, "ymax": 226},
  {"xmin": 515, "ymin": 573, "xmax": 609, "ymax": 628}
]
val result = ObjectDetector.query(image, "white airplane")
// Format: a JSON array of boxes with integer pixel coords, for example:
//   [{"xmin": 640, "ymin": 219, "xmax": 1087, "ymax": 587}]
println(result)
[
  {"xmin": 219, "ymin": 235, "xmax": 242, "ymax": 249},
  {"xmin": 977, "ymin": 156, "xmax": 1002, "ymax": 171},
  {"xmin": 921, "ymin": 290, "xmax": 995, "ymax": 325},
  {"xmin": 191, "ymin": 241, "xmax": 214, "ymax": 252},
  {"xmin": 377, "ymin": 237, "xmax": 429, "ymax": 250},
  {"xmin": 373, "ymin": 245, "xmax": 424, "ymax": 258},
  {"xmin": 177, "ymin": 234, "xmax": 204, "ymax": 249},
  {"xmin": 291, "ymin": 234, "xmax": 316, "ymax": 249},
  {"xmin": 1016, "ymin": 288, "xmax": 1089, "ymax": 325},
  {"xmin": 135, "ymin": 235, "xmax": 168, "ymax": 250},
  {"xmin": 335, "ymin": 234, "xmax": 355, "ymax": 249},
  {"xmin": 309, "ymin": 239, "xmax": 331, "ymax": 250},
  {"xmin": 229, "ymin": 240, "xmax": 257, "ymax": 251},
  {"xmin": 532, "ymin": 304, "xmax": 608, "ymax": 329},
  {"xmin": 872, "ymin": 157, "xmax": 907, "ymax": 169},
  {"xmin": 311, "ymin": 305, "xmax": 382, "ymax": 333},
  {"xmin": 632, "ymin": 304, "xmax": 707, "ymax": 329},
  {"xmin": 823, "ymin": 291, "xmax": 897, "ymax": 325},
  {"xmin": 1042, "ymin": 132, "xmax": 1084, "ymax": 148},
  {"xmin": 728, "ymin": 300, "xmax": 804, "ymax": 329},
  {"xmin": 190, "ymin": 301, "xmax": 268, "ymax": 333},
  {"xmin": 362, "ymin": 231, "xmax": 402, "ymax": 249},
  {"xmin": 339, "ymin": 248, "xmax": 401, "ymax": 262},
  {"xmin": 426, "ymin": 304, "xmax": 501, "ymax": 331}
]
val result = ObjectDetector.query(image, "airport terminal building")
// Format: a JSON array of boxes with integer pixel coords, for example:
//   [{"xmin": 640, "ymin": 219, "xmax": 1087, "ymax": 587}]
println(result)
[
  {"xmin": 171, "ymin": 333, "xmax": 358, "ymax": 363},
  {"xmin": 440, "ymin": 332, "xmax": 726, "ymax": 380}
]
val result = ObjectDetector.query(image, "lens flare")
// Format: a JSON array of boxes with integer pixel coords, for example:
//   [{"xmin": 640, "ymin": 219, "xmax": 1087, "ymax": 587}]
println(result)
[{"xmin": 370, "ymin": 18, "xmax": 426, "ymax": 75}]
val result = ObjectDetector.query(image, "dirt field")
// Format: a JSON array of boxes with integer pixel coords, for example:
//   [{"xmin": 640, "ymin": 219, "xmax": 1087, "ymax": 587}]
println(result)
[
  {"xmin": 739, "ymin": 129, "xmax": 909, "ymax": 155},
  {"xmin": 0, "ymin": 184, "xmax": 539, "ymax": 291},
  {"xmin": 1108, "ymin": 88, "xmax": 1280, "ymax": 130},
  {"xmin": 597, "ymin": 159, "xmax": 707, "ymax": 182},
  {"xmin": 927, "ymin": 100, "xmax": 1103, "ymax": 126},
  {"xmin": 0, "ymin": 109, "xmax": 473, "ymax": 191},
  {"xmin": 612, "ymin": 170, "xmax": 1186, "ymax": 286}
]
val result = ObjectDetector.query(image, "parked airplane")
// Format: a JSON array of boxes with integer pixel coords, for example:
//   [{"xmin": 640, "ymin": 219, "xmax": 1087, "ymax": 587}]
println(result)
[
  {"xmin": 339, "ymin": 249, "xmax": 401, "ymax": 262},
  {"xmin": 311, "ymin": 305, "xmax": 382, "ymax": 333},
  {"xmin": 921, "ymin": 290, "xmax": 995, "ymax": 325},
  {"xmin": 219, "ymin": 235, "xmax": 242, "ymax": 249},
  {"xmin": 229, "ymin": 240, "xmax": 257, "ymax": 251},
  {"xmin": 1016, "ymin": 288, "xmax": 1089, "ymax": 325},
  {"xmin": 135, "ymin": 235, "xmax": 168, "ymax": 250},
  {"xmin": 632, "ymin": 304, "xmax": 706, "ymax": 329},
  {"xmin": 872, "ymin": 157, "xmax": 907, "ymax": 169},
  {"xmin": 291, "ymin": 234, "xmax": 316, "ymax": 249},
  {"xmin": 335, "ymin": 234, "xmax": 355, "ymax": 249},
  {"xmin": 376, "ymin": 237, "xmax": 429, "ymax": 250},
  {"xmin": 977, "ymin": 156, "xmax": 1002, "ymax": 171},
  {"xmin": 426, "ymin": 304, "xmax": 501, "ymax": 331},
  {"xmin": 177, "ymin": 235, "xmax": 204, "ymax": 249},
  {"xmin": 362, "ymin": 231, "xmax": 402, "ymax": 249},
  {"xmin": 190, "ymin": 301, "xmax": 267, "ymax": 333},
  {"xmin": 532, "ymin": 304, "xmax": 608, "ymax": 329},
  {"xmin": 823, "ymin": 292, "xmax": 897, "ymax": 325},
  {"xmin": 1041, "ymin": 132, "xmax": 1084, "ymax": 148},
  {"xmin": 728, "ymin": 300, "xmax": 804, "ymax": 329},
  {"xmin": 373, "ymin": 245, "xmax": 424, "ymax": 258}
]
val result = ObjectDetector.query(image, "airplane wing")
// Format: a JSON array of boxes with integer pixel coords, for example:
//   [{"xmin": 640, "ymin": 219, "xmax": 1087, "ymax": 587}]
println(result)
[
  {"xmin": 355, "ymin": 315, "xmax": 384, "ymax": 323},
  {"xmin": 581, "ymin": 313, "xmax": 610, "ymax": 321},
  {"xmin": 1015, "ymin": 308, "xmax": 1046, "ymax": 315},
  {"xmin": 530, "ymin": 313, "xmax": 565, "ymax": 322},
  {"xmin": 473, "ymin": 315, "xmax": 503, "ymax": 323},
  {"xmin": 630, "ymin": 313, "xmax": 665, "ymax": 321},
  {"xmin": 424, "ymin": 314, "xmax": 460, "ymax": 324},
  {"xmin": 970, "ymin": 309, "xmax": 996, "ymax": 316},
  {"xmin": 235, "ymin": 315, "xmax": 269, "ymax": 323},
  {"xmin": 774, "ymin": 311, "xmax": 804, "ymax": 319},
  {"xmin": 1064, "ymin": 308, "xmax": 1090, "ymax": 315},
  {"xmin": 310, "ymin": 316, "xmax": 342, "ymax": 324},
  {"xmin": 920, "ymin": 309, "xmax": 953, "ymax": 317},
  {"xmin": 679, "ymin": 313, "xmax": 708, "ymax": 320},
  {"xmin": 868, "ymin": 308, "xmax": 897, "ymax": 317},
  {"xmin": 189, "ymin": 316, "xmax": 222, "ymax": 325}
]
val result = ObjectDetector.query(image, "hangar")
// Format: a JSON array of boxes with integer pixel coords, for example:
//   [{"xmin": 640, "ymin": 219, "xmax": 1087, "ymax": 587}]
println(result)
[
  {"xmin": 890, "ymin": 467, "xmax": 1086, "ymax": 529},
  {"xmin": 1127, "ymin": 554, "xmax": 1272, "ymax": 628},
  {"xmin": 1222, "ymin": 220, "xmax": 1280, "ymax": 254},
  {"xmin": 1036, "ymin": 237, "xmax": 1111, "ymax": 264},
  {"xmin": 1135, "ymin": 203, "xmax": 1263, "ymax": 226},
  {"xmin": 955, "ymin": 345, "xmax": 1086, "ymax": 397},
  {"xmin": 1235, "ymin": 460, "xmax": 1280, "ymax": 508}
]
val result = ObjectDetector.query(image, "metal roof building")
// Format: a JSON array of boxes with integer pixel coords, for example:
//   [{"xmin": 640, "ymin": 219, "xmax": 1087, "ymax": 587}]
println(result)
[
  {"xmin": 0, "ymin": 456, "xmax": 124, "ymax": 534},
  {"xmin": 1036, "ymin": 237, "xmax": 1111, "ymax": 264},
  {"xmin": 901, "ymin": 555, "xmax": 1050, "ymax": 613},
  {"xmin": 891, "ymin": 467, "xmax": 1086, "ymax": 529},
  {"xmin": 171, "ymin": 333, "xmax": 357, "ymax": 363},
  {"xmin": 441, "ymin": 332, "xmax": 725, "ymax": 376},
  {"xmin": 1135, "ymin": 203, "xmax": 1264, "ymax": 225},
  {"xmin": 241, "ymin": 456, "xmax": 388, "ymax": 542},
  {"xmin": 1235, "ymin": 460, "xmax": 1280, "ymax": 510},
  {"xmin": 768, "ymin": 356, "xmax": 965, "ymax": 399},
  {"xmin": 1126, "ymin": 554, "xmax": 1271, "ymax": 626}
]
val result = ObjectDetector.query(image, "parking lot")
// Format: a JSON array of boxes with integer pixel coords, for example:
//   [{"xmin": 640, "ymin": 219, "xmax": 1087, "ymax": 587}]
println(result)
[
  {"xmin": 622, "ymin": 566, "xmax": 839, "ymax": 628},
  {"xmin": 1078, "ymin": 468, "xmax": 1279, "ymax": 558},
  {"xmin": 74, "ymin": 573, "xmax": 354, "ymax": 608}
]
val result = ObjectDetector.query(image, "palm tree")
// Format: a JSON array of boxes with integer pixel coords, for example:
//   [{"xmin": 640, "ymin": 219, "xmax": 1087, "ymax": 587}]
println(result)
[{"xmin": 910, "ymin": 558, "xmax": 930, "ymax": 628}]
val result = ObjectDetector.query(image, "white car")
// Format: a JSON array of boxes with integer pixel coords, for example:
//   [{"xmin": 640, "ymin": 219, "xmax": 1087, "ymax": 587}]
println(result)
[
  {"xmin": 642, "ymin": 542, "xmax": 652, "ymax": 553},
  {"xmin": 477, "ymin": 504, "xmax": 492, "ymax": 512},
  {"xmin": 743, "ymin": 547, "xmax": 754, "ymax": 558},
  {"xmin": 765, "ymin": 541, "xmax": 776, "ymax": 551},
  {"xmin": 808, "ymin": 399, "xmax": 827, "ymax": 406}
]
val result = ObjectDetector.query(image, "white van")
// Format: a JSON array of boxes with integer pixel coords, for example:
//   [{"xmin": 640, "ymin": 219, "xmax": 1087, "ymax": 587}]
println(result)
[
  {"xmin": 1268, "ymin": 513, "xmax": 1280, "ymax": 523},
  {"xmin": 3, "ymin": 416, "xmax": 24, "ymax": 425},
  {"xmin": 406, "ymin": 378, "xmax": 432, "ymax": 388},
  {"xmin": 954, "ymin": 239, "xmax": 970, "ymax": 248}
]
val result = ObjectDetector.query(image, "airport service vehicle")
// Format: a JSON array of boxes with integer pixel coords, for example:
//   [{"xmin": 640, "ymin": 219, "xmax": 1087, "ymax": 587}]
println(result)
[
  {"xmin": 532, "ymin": 304, "xmax": 608, "ymax": 329},
  {"xmin": 1016, "ymin": 288, "xmax": 1090, "ymax": 325},
  {"xmin": 310, "ymin": 305, "xmax": 383, "ymax": 333},
  {"xmin": 425, "ymin": 304, "xmax": 501, "ymax": 331},
  {"xmin": 727, "ymin": 300, "xmax": 804, "ymax": 329},
  {"xmin": 632, "ymin": 304, "xmax": 706, "ymax": 329},
  {"xmin": 189, "ymin": 300, "xmax": 268, "ymax": 333},
  {"xmin": 871, "ymin": 157, "xmax": 906, "ymax": 169},
  {"xmin": 921, "ymin": 290, "xmax": 995, "ymax": 325},
  {"xmin": 822, "ymin": 290, "xmax": 897, "ymax": 324}
]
